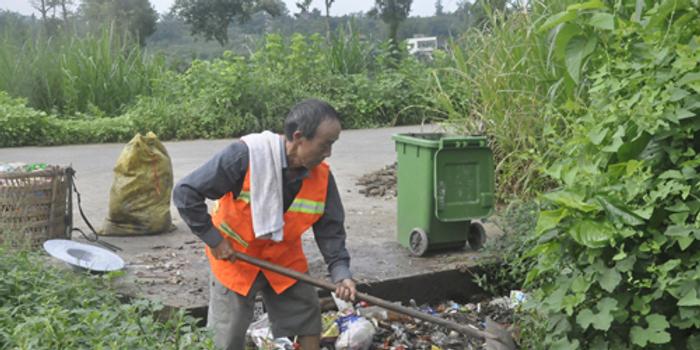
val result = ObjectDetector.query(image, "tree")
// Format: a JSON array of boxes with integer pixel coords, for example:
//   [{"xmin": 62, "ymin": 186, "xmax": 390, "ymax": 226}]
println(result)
[
  {"xmin": 294, "ymin": 0, "xmax": 312, "ymax": 18},
  {"xmin": 80, "ymin": 0, "xmax": 157, "ymax": 44},
  {"xmin": 434, "ymin": 0, "xmax": 444, "ymax": 16},
  {"xmin": 368, "ymin": 0, "xmax": 412, "ymax": 53},
  {"xmin": 30, "ymin": 0, "xmax": 52, "ymax": 32},
  {"xmin": 323, "ymin": 0, "xmax": 334, "ymax": 36},
  {"xmin": 173, "ymin": 0, "xmax": 284, "ymax": 45},
  {"xmin": 457, "ymin": 0, "xmax": 510, "ymax": 28},
  {"xmin": 55, "ymin": 0, "xmax": 73, "ymax": 22}
]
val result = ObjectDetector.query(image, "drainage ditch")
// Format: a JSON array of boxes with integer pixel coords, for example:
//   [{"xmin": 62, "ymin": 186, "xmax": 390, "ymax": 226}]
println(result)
[{"xmin": 173, "ymin": 265, "xmax": 516, "ymax": 349}]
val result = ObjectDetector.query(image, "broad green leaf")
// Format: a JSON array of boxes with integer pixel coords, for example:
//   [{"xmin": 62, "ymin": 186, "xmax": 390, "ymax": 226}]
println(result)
[
  {"xmin": 678, "ymin": 236, "xmax": 694, "ymax": 250},
  {"xmin": 659, "ymin": 170, "xmax": 683, "ymax": 179},
  {"xmin": 588, "ymin": 126, "xmax": 607, "ymax": 145},
  {"xmin": 550, "ymin": 337, "xmax": 580, "ymax": 350},
  {"xmin": 669, "ymin": 87, "xmax": 690, "ymax": 101},
  {"xmin": 632, "ymin": 295, "xmax": 652, "ymax": 315},
  {"xmin": 562, "ymin": 166, "xmax": 580, "ymax": 186},
  {"xmin": 630, "ymin": 326, "xmax": 647, "ymax": 346},
  {"xmin": 571, "ymin": 275, "xmax": 591, "ymax": 293},
  {"xmin": 576, "ymin": 308, "xmax": 595, "ymax": 330},
  {"xmin": 666, "ymin": 201, "xmax": 690, "ymax": 212},
  {"xmin": 616, "ymin": 255, "xmax": 636, "ymax": 272},
  {"xmin": 670, "ymin": 211, "xmax": 690, "ymax": 224},
  {"xmin": 602, "ymin": 125, "xmax": 624, "ymax": 152},
  {"xmin": 596, "ymin": 196, "xmax": 645, "ymax": 226},
  {"xmin": 598, "ymin": 268, "xmax": 622, "ymax": 292},
  {"xmin": 565, "ymin": 36, "xmax": 597, "ymax": 84},
  {"xmin": 567, "ymin": 0, "xmax": 605, "ymax": 11},
  {"xmin": 594, "ymin": 297, "xmax": 618, "ymax": 330},
  {"xmin": 539, "ymin": 11, "xmax": 577, "ymax": 33},
  {"xmin": 658, "ymin": 259, "xmax": 680, "ymax": 273},
  {"xmin": 631, "ymin": 314, "xmax": 671, "ymax": 346},
  {"xmin": 646, "ymin": 314, "xmax": 672, "ymax": 344},
  {"xmin": 678, "ymin": 72, "xmax": 700, "ymax": 86},
  {"xmin": 665, "ymin": 225, "xmax": 695, "ymax": 237},
  {"xmin": 544, "ymin": 191, "xmax": 600, "ymax": 212},
  {"xmin": 675, "ymin": 108, "xmax": 696, "ymax": 120},
  {"xmin": 569, "ymin": 220, "xmax": 614, "ymax": 248},
  {"xmin": 633, "ymin": 206, "xmax": 654, "ymax": 219},
  {"xmin": 589, "ymin": 13, "xmax": 615, "ymax": 30},
  {"xmin": 612, "ymin": 248, "xmax": 627, "ymax": 261},
  {"xmin": 576, "ymin": 297, "xmax": 617, "ymax": 331},
  {"xmin": 552, "ymin": 23, "xmax": 582, "ymax": 60},
  {"xmin": 678, "ymin": 289, "xmax": 700, "ymax": 306},
  {"xmin": 536, "ymin": 208, "xmax": 569, "ymax": 235},
  {"xmin": 617, "ymin": 133, "xmax": 651, "ymax": 161}
]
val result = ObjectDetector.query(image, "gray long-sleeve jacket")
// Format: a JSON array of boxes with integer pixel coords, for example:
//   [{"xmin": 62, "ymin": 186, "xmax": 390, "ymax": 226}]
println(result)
[{"xmin": 173, "ymin": 140, "xmax": 352, "ymax": 283}]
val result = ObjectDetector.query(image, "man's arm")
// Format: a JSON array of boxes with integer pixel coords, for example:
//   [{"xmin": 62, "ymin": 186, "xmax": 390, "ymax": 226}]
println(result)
[
  {"xmin": 313, "ymin": 172, "xmax": 352, "ymax": 284},
  {"xmin": 172, "ymin": 141, "xmax": 248, "ymax": 248}
]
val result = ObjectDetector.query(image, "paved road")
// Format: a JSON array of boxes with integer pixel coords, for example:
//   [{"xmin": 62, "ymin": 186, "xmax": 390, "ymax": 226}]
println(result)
[{"xmin": 1, "ymin": 124, "xmax": 497, "ymax": 309}]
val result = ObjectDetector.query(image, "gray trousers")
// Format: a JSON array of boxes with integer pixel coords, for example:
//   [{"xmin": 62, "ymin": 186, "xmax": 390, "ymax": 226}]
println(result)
[{"xmin": 207, "ymin": 272, "xmax": 322, "ymax": 350}]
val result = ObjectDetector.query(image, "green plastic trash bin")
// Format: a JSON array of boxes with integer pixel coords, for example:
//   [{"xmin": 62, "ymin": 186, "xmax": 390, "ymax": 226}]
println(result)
[{"xmin": 392, "ymin": 133, "xmax": 495, "ymax": 256}]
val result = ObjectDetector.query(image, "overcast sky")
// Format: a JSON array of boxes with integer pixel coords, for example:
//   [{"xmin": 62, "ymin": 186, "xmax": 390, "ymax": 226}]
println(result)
[{"xmin": 1, "ymin": 0, "xmax": 460, "ymax": 18}]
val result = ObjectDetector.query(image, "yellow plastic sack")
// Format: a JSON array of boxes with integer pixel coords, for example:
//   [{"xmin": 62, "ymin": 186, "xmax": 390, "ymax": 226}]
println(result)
[{"xmin": 102, "ymin": 132, "xmax": 173, "ymax": 235}]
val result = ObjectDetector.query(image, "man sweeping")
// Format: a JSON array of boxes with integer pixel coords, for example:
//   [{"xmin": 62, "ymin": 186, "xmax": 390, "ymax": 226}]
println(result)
[{"xmin": 173, "ymin": 99, "xmax": 356, "ymax": 350}]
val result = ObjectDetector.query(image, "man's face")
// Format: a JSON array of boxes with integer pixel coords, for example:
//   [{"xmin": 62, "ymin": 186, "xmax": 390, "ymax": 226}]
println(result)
[{"xmin": 293, "ymin": 118, "xmax": 341, "ymax": 169}]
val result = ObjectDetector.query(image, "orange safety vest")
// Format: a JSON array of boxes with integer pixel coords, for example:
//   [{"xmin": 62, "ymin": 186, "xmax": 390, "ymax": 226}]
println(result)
[{"xmin": 206, "ymin": 162, "xmax": 329, "ymax": 296}]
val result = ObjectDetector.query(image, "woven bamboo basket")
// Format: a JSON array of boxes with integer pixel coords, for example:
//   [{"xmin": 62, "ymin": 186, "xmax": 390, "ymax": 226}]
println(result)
[{"xmin": 0, "ymin": 166, "xmax": 72, "ymax": 248}]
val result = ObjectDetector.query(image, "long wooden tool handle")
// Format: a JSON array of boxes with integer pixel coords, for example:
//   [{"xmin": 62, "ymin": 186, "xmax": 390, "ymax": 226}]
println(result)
[{"xmin": 233, "ymin": 251, "xmax": 489, "ymax": 340}]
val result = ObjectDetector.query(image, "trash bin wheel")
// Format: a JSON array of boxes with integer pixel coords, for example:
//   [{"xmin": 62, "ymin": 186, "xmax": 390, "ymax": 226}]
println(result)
[
  {"xmin": 467, "ymin": 222, "xmax": 487, "ymax": 251},
  {"xmin": 408, "ymin": 228, "xmax": 429, "ymax": 257}
]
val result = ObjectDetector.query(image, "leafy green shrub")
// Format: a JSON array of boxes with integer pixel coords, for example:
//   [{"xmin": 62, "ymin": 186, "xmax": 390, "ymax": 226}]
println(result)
[
  {"xmin": 0, "ymin": 91, "xmax": 139, "ymax": 147},
  {"xmin": 123, "ymin": 33, "xmax": 432, "ymax": 140},
  {"xmin": 55, "ymin": 115, "xmax": 136, "ymax": 145},
  {"xmin": 0, "ymin": 249, "xmax": 214, "ymax": 349},
  {"xmin": 0, "ymin": 92, "xmax": 53, "ymax": 147},
  {"xmin": 528, "ymin": 1, "xmax": 700, "ymax": 348}
]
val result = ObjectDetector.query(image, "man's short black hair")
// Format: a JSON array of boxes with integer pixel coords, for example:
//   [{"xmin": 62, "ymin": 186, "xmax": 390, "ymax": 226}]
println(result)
[{"xmin": 284, "ymin": 99, "xmax": 340, "ymax": 141}]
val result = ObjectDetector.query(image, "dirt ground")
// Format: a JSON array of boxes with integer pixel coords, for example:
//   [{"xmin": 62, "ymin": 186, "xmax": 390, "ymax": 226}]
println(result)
[{"xmin": 0, "ymin": 125, "xmax": 500, "ymax": 310}]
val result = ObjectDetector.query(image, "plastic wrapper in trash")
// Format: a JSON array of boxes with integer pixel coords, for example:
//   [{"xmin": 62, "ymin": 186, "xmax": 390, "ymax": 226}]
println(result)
[
  {"xmin": 246, "ymin": 314, "xmax": 295, "ymax": 350},
  {"xmin": 334, "ymin": 315, "xmax": 375, "ymax": 350},
  {"xmin": 331, "ymin": 292, "xmax": 355, "ymax": 313},
  {"xmin": 510, "ymin": 290, "xmax": 527, "ymax": 308}
]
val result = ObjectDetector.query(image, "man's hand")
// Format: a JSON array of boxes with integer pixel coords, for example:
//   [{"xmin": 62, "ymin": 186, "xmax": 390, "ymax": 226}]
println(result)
[
  {"xmin": 210, "ymin": 239, "xmax": 236, "ymax": 262},
  {"xmin": 335, "ymin": 278, "xmax": 356, "ymax": 302}
]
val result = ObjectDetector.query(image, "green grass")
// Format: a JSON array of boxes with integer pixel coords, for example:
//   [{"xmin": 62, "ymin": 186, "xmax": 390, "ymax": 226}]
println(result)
[
  {"xmin": 429, "ymin": 3, "xmax": 576, "ymax": 201},
  {"xmin": 0, "ymin": 247, "xmax": 214, "ymax": 349},
  {"xmin": 0, "ymin": 23, "xmax": 165, "ymax": 116}
]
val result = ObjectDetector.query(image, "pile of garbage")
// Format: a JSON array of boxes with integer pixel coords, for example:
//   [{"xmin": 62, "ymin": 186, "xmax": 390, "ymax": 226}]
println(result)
[
  {"xmin": 247, "ymin": 292, "xmax": 525, "ymax": 350},
  {"xmin": 0, "ymin": 162, "xmax": 48, "ymax": 173},
  {"xmin": 0, "ymin": 163, "xmax": 51, "ymax": 186},
  {"xmin": 356, "ymin": 163, "xmax": 397, "ymax": 198}
]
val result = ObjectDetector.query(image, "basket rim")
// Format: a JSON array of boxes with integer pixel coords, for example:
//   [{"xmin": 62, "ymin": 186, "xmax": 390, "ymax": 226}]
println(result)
[{"xmin": 0, "ymin": 166, "xmax": 67, "ymax": 179}]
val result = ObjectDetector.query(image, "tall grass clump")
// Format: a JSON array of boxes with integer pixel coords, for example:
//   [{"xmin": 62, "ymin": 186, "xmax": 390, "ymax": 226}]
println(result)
[
  {"xmin": 429, "ymin": 1, "xmax": 580, "ymax": 201},
  {"xmin": 0, "ymin": 22, "xmax": 165, "ymax": 116}
]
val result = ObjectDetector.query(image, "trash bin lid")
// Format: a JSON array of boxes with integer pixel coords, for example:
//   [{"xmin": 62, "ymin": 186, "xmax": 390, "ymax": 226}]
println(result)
[
  {"xmin": 43, "ymin": 239, "xmax": 125, "ymax": 272},
  {"xmin": 434, "ymin": 136, "xmax": 494, "ymax": 221}
]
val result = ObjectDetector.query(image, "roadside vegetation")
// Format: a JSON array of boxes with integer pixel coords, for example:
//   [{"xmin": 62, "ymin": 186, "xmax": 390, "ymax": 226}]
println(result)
[{"xmin": 2, "ymin": 0, "xmax": 699, "ymax": 348}]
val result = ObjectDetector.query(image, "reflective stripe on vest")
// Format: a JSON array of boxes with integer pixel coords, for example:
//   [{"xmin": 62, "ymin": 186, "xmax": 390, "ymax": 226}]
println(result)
[{"xmin": 206, "ymin": 161, "xmax": 330, "ymax": 296}]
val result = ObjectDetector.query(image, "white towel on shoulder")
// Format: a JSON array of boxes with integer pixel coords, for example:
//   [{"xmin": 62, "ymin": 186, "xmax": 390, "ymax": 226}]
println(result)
[{"xmin": 240, "ymin": 131, "xmax": 284, "ymax": 242}]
